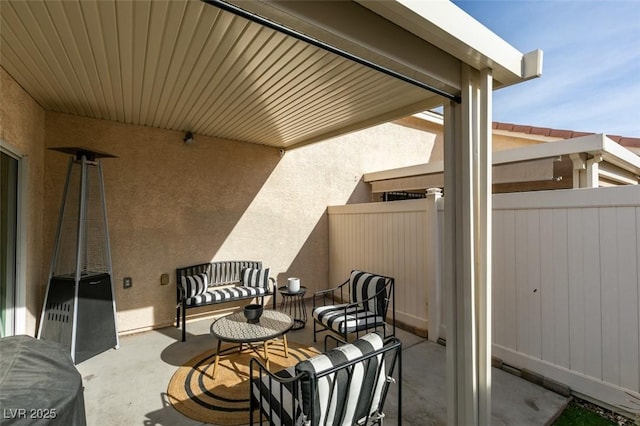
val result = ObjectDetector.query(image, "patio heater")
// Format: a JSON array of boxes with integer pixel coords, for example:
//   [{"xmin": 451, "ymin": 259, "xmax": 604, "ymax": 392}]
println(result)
[{"xmin": 38, "ymin": 147, "xmax": 119, "ymax": 364}]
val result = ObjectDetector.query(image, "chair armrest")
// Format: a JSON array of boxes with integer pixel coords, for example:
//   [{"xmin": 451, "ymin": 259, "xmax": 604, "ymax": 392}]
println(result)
[
  {"xmin": 312, "ymin": 279, "xmax": 349, "ymax": 307},
  {"xmin": 269, "ymin": 277, "xmax": 277, "ymax": 309},
  {"xmin": 343, "ymin": 282, "xmax": 392, "ymax": 317},
  {"xmin": 250, "ymin": 357, "xmax": 305, "ymax": 384},
  {"xmin": 323, "ymin": 334, "xmax": 348, "ymax": 351},
  {"xmin": 319, "ymin": 286, "xmax": 390, "ymax": 313}
]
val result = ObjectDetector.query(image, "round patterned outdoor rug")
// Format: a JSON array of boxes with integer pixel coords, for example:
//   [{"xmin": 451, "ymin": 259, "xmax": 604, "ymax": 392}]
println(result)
[{"xmin": 167, "ymin": 340, "xmax": 319, "ymax": 425}]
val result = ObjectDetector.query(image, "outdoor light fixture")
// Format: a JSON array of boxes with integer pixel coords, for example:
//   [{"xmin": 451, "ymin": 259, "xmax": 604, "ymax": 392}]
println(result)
[{"xmin": 183, "ymin": 131, "xmax": 194, "ymax": 145}]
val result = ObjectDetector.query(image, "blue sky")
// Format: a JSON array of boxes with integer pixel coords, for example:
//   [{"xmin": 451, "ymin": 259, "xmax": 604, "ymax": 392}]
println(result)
[{"xmin": 452, "ymin": 1, "xmax": 640, "ymax": 137}]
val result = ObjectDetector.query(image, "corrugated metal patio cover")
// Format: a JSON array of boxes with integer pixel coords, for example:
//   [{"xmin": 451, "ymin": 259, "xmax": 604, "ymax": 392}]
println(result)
[{"xmin": 1, "ymin": 0, "xmax": 444, "ymax": 149}]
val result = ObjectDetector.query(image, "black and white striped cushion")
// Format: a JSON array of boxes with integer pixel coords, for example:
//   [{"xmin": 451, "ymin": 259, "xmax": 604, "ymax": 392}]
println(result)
[
  {"xmin": 211, "ymin": 261, "xmax": 261, "ymax": 284},
  {"xmin": 350, "ymin": 271, "xmax": 387, "ymax": 315},
  {"xmin": 184, "ymin": 286, "xmax": 267, "ymax": 307},
  {"xmin": 295, "ymin": 332, "xmax": 386, "ymax": 426},
  {"xmin": 241, "ymin": 267, "xmax": 270, "ymax": 288},
  {"xmin": 252, "ymin": 367, "xmax": 304, "ymax": 426},
  {"xmin": 180, "ymin": 273, "xmax": 208, "ymax": 298},
  {"xmin": 312, "ymin": 304, "xmax": 385, "ymax": 334}
]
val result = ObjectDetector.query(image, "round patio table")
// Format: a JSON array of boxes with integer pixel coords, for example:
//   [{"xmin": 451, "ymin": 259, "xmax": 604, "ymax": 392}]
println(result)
[{"xmin": 209, "ymin": 309, "xmax": 293, "ymax": 377}]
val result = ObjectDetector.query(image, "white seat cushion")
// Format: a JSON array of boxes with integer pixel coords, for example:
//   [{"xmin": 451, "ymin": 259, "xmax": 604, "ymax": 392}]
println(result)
[
  {"xmin": 185, "ymin": 285, "xmax": 266, "ymax": 307},
  {"xmin": 312, "ymin": 304, "xmax": 385, "ymax": 334}
]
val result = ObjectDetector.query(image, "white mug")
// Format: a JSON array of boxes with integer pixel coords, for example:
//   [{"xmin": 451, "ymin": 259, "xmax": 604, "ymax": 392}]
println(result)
[{"xmin": 287, "ymin": 277, "xmax": 300, "ymax": 292}]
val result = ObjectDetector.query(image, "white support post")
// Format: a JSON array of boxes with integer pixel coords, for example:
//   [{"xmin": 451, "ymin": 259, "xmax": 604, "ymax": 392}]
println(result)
[
  {"xmin": 477, "ymin": 68, "xmax": 492, "ymax": 426},
  {"xmin": 444, "ymin": 64, "xmax": 493, "ymax": 426},
  {"xmin": 426, "ymin": 187, "xmax": 443, "ymax": 342},
  {"xmin": 586, "ymin": 154, "xmax": 603, "ymax": 188},
  {"xmin": 570, "ymin": 153, "xmax": 587, "ymax": 188}
]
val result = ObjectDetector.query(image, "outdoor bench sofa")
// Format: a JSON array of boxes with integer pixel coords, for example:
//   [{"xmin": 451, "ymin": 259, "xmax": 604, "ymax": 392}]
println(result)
[
  {"xmin": 176, "ymin": 260, "xmax": 276, "ymax": 342},
  {"xmin": 250, "ymin": 332, "xmax": 402, "ymax": 425}
]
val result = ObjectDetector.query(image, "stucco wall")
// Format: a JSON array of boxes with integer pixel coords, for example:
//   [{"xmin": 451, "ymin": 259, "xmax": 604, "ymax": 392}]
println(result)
[
  {"xmin": 391, "ymin": 115, "xmax": 443, "ymax": 162},
  {"xmin": 391, "ymin": 116, "xmax": 543, "ymax": 164},
  {"xmin": 43, "ymin": 112, "xmax": 434, "ymax": 334},
  {"xmin": 493, "ymin": 132, "xmax": 543, "ymax": 151},
  {"xmin": 0, "ymin": 67, "xmax": 46, "ymax": 336}
]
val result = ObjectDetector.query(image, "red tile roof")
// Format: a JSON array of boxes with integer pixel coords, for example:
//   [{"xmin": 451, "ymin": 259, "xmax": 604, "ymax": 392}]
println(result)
[{"xmin": 492, "ymin": 121, "xmax": 640, "ymax": 148}]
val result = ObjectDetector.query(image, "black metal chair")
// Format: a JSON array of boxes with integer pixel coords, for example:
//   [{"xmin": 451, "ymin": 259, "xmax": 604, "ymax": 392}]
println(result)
[
  {"xmin": 312, "ymin": 271, "xmax": 395, "ymax": 343},
  {"xmin": 250, "ymin": 332, "xmax": 402, "ymax": 425}
]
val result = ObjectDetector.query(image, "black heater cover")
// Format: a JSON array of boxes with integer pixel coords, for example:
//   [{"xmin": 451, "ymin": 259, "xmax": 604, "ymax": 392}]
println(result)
[{"xmin": 38, "ymin": 148, "xmax": 119, "ymax": 364}]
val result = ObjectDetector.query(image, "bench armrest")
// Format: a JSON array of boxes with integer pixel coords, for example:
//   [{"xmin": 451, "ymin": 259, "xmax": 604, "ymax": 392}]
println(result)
[{"xmin": 269, "ymin": 277, "xmax": 277, "ymax": 309}]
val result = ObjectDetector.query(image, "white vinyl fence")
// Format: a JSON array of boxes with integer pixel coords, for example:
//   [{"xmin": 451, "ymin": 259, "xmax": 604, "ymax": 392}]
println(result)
[
  {"xmin": 327, "ymin": 198, "xmax": 435, "ymax": 334},
  {"xmin": 491, "ymin": 186, "xmax": 640, "ymax": 411},
  {"xmin": 328, "ymin": 185, "xmax": 640, "ymax": 412}
]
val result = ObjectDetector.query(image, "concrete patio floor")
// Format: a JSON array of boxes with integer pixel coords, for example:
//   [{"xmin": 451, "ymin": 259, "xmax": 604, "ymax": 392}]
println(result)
[{"xmin": 76, "ymin": 307, "xmax": 569, "ymax": 425}]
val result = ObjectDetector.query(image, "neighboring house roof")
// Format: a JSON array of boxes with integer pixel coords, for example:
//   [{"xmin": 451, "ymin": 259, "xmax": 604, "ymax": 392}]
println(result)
[
  {"xmin": 415, "ymin": 113, "xmax": 640, "ymax": 150},
  {"xmin": 365, "ymin": 133, "xmax": 640, "ymax": 193},
  {"xmin": 493, "ymin": 121, "xmax": 640, "ymax": 149}
]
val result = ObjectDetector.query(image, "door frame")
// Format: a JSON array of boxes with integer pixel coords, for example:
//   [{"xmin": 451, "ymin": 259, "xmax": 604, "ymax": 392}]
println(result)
[{"xmin": 1, "ymin": 141, "xmax": 27, "ymax": 336}]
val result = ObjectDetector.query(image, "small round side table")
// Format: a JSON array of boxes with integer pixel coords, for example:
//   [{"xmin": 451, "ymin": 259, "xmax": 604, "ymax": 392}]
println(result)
[{"xmin": 278, "ymin": 285, "xmax": 307, "ymax": 330}]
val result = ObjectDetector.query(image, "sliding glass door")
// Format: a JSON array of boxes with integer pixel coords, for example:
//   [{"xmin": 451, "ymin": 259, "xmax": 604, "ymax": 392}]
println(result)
[{"xmin": 1, "ymin": 150, "xmax": 18, "ymax": 337}]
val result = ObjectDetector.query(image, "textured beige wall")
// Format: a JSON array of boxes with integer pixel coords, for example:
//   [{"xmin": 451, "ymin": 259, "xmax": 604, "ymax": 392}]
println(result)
[
  {"xmin": 44, "ymin": 112, "xmax": 435, "ymax": 334},
  {"xmin": 0, "ymin": 67, "xmax": 46, "ymax": 336},
  {"xmin": 493, "ymin": 133, "xmax": 542, "ymax": 151},
  {"xmin": 392, "ymin": 115, "xmax": 444, "ymax": 162},
  {"xmin": 391, "ymin": 116, "xmax": 543, "ymax": 164}
]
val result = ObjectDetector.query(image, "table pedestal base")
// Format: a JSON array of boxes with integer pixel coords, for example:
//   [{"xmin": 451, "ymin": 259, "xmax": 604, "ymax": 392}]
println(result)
[{"xmin": 211, "ymin": 335, "xmax": 289, "ymax": 378}]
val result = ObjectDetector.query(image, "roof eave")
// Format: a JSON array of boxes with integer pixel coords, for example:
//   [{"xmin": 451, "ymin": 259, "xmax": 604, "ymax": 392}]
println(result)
[
  {"xmin": 223, "ymin": 0, "xmax": 542, "ymax": 98},
  {"xmin": 359, "ymin": 0, "xmax": 543, "ymax": 89},
  {"xmin": 365, "ymin": 134, "xmax": 640, "ymax": 182}
]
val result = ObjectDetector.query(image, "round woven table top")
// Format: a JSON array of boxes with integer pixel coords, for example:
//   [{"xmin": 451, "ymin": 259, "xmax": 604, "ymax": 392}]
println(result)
[{"xmin": 210, "ymin": 309, "xmax": 293, "ymax": 343}]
